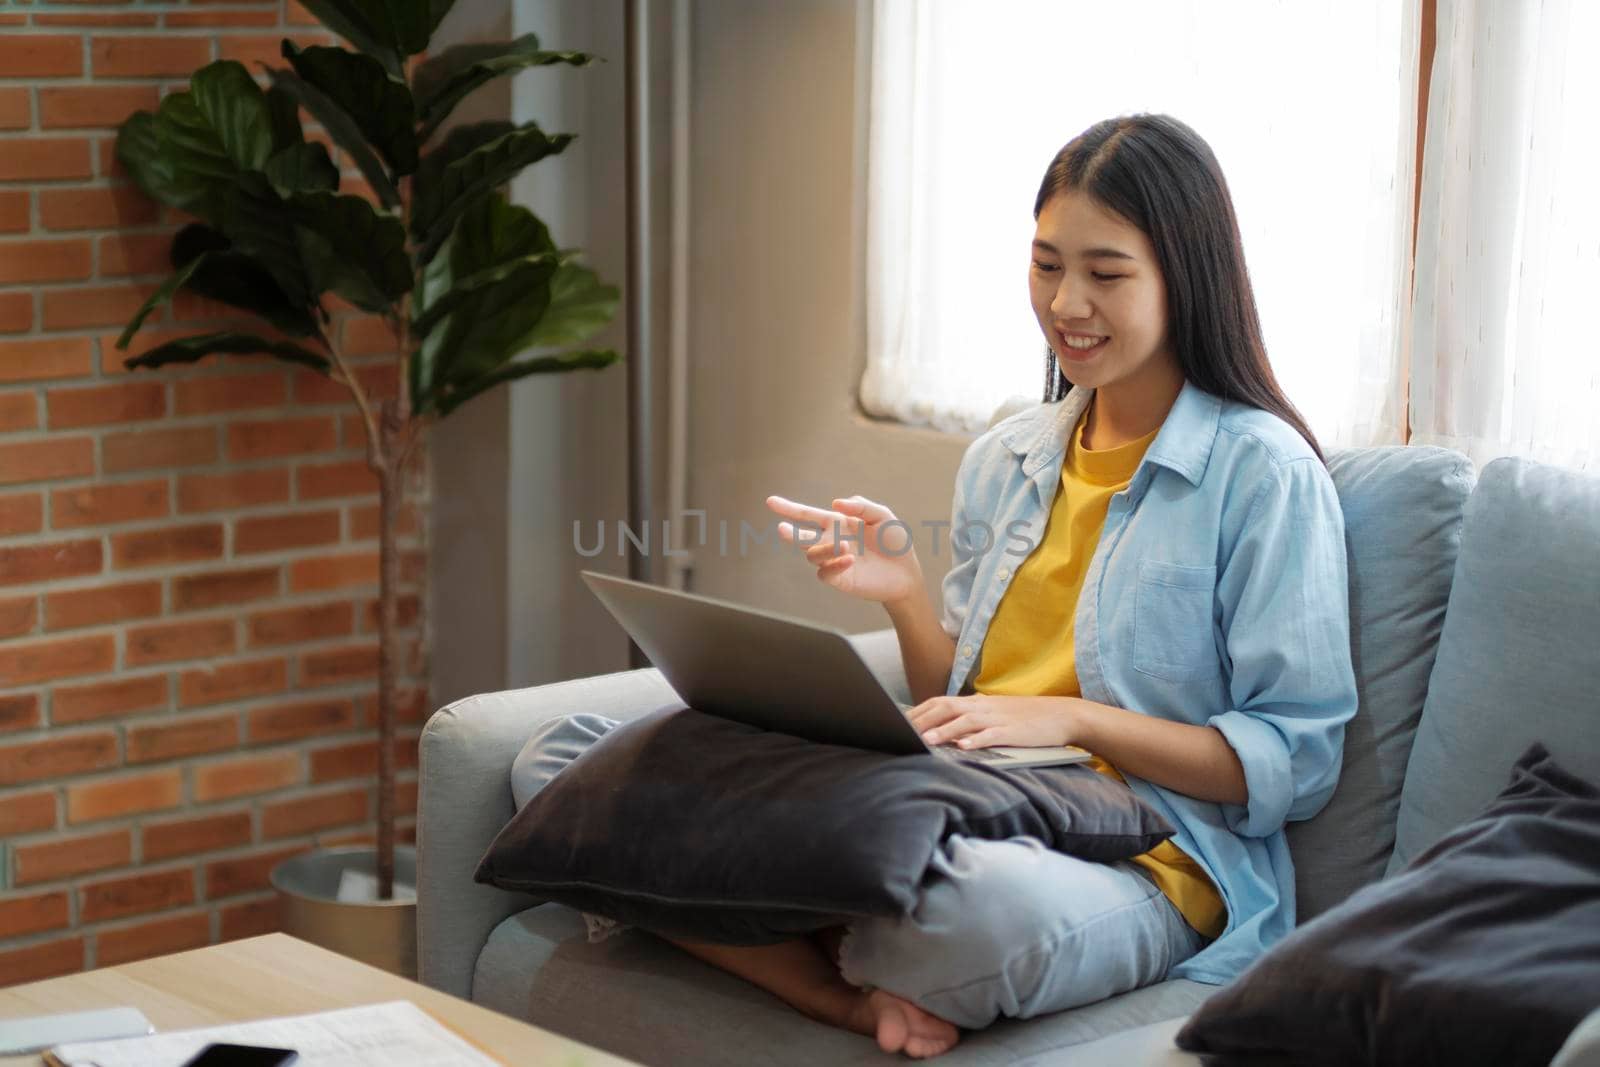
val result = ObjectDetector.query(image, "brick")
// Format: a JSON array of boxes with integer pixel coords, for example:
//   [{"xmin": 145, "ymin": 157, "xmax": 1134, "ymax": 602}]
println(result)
[
  {"xmin": 98, "ymin": 231, "xmax": 175, "ymax": 277},
  {"xmin": 34, "ymin": 13, "xmax": 161, "ymax": 27},
  {"xmin": 125, "ymin": 617, "xmax": 236, "ymax": 666},
  {"xmin": 111, "ymin": 522, "xmax": 224, "ymax": 568},
  {"xmin": 0, "ymin": 437, "xmax": 96, "ymax": 486},
  {"xmin": 0, "ymin": 492, "xmax": 43, "ymax": 536},
  {"xmin": 0, "ymin": 238, "xmax": 92, "ymax": 284},
  {"xmin": 0, "ymin": 291, "xmax": 32, "ymax": 333},
  {"xmin": 178, "ymin": 656, "xmax": 288, "ymax": 708},
  {"xmin": 46, "ymin": 380, "xmax": 165, "ymax": 428},
  {"xmin": 286, "ymin": 0, "xmax": 319, "ymax": 25},
  {"xmin": 293, "ymin": 362, "xmax": 396, "ymax": 404},
  {"xmin": 67, "ymin": 768, "xmax": 182, "ymax": 824},
  {"xmin": 80, "ymin": 866, "xmax": 194, "ymax": 922},
  {"xmin": 290, "ymin": 552, "xmax": 378, "ymax": 593},
  {"xmin": 0, "ymin": 190, "xmax": 27, "ymax": 233},
  {"xmin": 0, "ymin": 691, "xmax": 40, "ymax": 733},
  {"xmin": 248, "ymin": 601, "xmax": 353, "ymax": 647},
  {"xmin": 0, "ymin": 633, "xmax": 115, "ymax": 686},
  {"xmin": 0, "ymin": 790, "xmax": 56, "ymax": 836},
  {"xmin": 0, "ymin": 595, "xmax": 36, "ymax": 640},
  {"xmin": 173, "ymin": 371, "xmax": 286, "ymax": 415},
  {"xmin": 14, "ymin": 829, "xmax": 131, "ymax": 885},
  {"xmin": 39, "ymin": 185, "xmax": 160, "ymax": 230},
  {"xmin": 42, "ymin": 283, "xmax": 161, "ymax": 330},
  {"xmin": 234, "ymin": 509, "xmax": 341, "ymax": 555},
  {"xmin": 173, "ymin": 566, "xmax": 279, "ymax": 611},
  {"xmin": 0, "ymin": 730, "xmax": 118, "ymax": 786},
  {"xmin": 0, "ymin": 937, "xmax": 84, "ymax": 985},
  {"xmin": 96, "ymin": 135, "xmax": 127, "ymax": 181},
  {"xmin": 92, "ymin": 37, "xmax": 213, "ymax": 78},
  {"xmin": 177, "ymin": 468, "xmax": 290, "ymax": 514},
  {"xmin": 0, "ymin": 88, "xmax": 27, "ymax": 131},
  {"xmin": 193, "ymin": 751, "xmax": 300, "ymax": 803},
  {"xmin": 262, "ymin": 786, "xmax": 367, "ymax": 839},
  {"xmin": 309, "ymin": 735, "xmax": 418, "ymax": 782},
  {"xmin": 95, "ymin": 910, "xmax": 209, "ymax": 967},
  {"xmin": 359, "ymin": 594, "xmax": 419, "ymax": 634},
  {"xmin": 54, "ymin": 673, "xmax": 168, "ymax": 724},
  {"xmin": 247, "ymin": 698, "xmax": 354, "ymax": 745},
  {"xmin": 297, "ymin": 460, "xmax": 376, "ymax": 500},
  {"xmin": 218, "ymin": 895, "xmax": 280, "ymax": 941},
  {"xmin": 143, "ymin": 808, "xmax": 252, "ymax": 861},
  {"xmin": 39, "ymin": 85, "xmax": 161, "ymax": 129},
  {"xmin": 0, "ymin": 338, "xmax": 95, "ymax": 383},
  {"xmin": 0, "ymin": 391, "xmax": 36, "ymax": 430},
  {"xmin": 45, "ymin": 579, "xmax": 161, "ymax": 630},
  {"xmin": 300, "ymin": 643, "xmax": 379, "ymax": 687},
  {"xmin": 338, "ymin": 318, "xmax": 398, "ymax": 356},
  {"xmin": 204, "ymin": 845, "xmax": 307, "ymax": 899},
  {"xmin": 127, "ymin": 713, "xmax": 239, "ymax": 763},
  {"xmin": 51, "ymin": 478, "xmax": 168, "ymax": 528},
  {"xmin": 0, "ymin": 36, "xmax": 84, "ymax": 78},
  {"xmin": 0, "ymin": 891, "xmax": 70, "ymax": 939},
  {"xmin": 0, "ymin": 538, "xmax": 101, "ymax": 587},
  {"xmin": 167, "ymin": 9, "xmax": 279, "ymax": 27},
  {"xmin": 0, "ymin": 138, "xmax": 93, "ymax": 181},
  {"xmin": 227, "ymin": 416, "xmax": 337, "ymax": 461}
]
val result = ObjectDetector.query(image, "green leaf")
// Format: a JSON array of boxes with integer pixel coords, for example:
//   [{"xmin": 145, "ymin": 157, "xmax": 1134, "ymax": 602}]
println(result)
[
  {"xmin": 263, "ymin": 142, "xmax": 340, "ymax": 196},
  {"xmin": 116, "ymin": 111, "xmax": 186, "ymax": 212},
  {"xmin": 189, "ymin": 61, "xmax": 273, "ymax": 171},
  {"xmin": 289, "ymin": 191, "xmax": 412, "ymax": 312},
  {"xmin": 170, "ymin": 224, "xmax": 323, "ymax": 340},
  {"xmin": 435, "ymin": 349, "xmax": 618, "ymax": 416},
  {"xmin": 220, "ymin": 174, "xmax": 315, "ymax": 311},
  {"xmin": 124, "ymin": 331, "xmax": 332, "ymax": 374},
  {"xmin": 146, "ymin": 94, "xmax": 240, "ymax": 221},
  {"xmin": 410, "ymin": 253, "xmax": 561, "ymax": 338},
  {"xmin": 412, "ymin": 122, "xmax": 575, "ymax": 262},
  {"xmin": 413, "ymin": 34, "xmax": 595, "ymax": 142},
  {"xmin": 292, "ymin": 0, "xmax": 403, "ymax": 77},
  {"xmin": 115, "ymin": 253, "xmax": 212, "ymax": 349},
  {"xmin": 265, "ymin": 86, "xmax": 305, "ymax": 152},
  {"xmin": 517, "ymin": 263, "xmax": 618, "ymax": 348},
  {"xmin": 267, "ymin": 65, "xmax": 400, "ymax": 208},
  {"xmin": 291, "ymin": 0, "xmax": 454, "ymax": 69},
  {"xmin": 281, "ymin": 43, "xmax": 418, "ymax": 176}
]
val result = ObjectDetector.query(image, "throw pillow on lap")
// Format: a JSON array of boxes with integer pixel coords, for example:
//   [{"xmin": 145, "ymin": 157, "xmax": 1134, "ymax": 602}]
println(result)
[
  {"xmin": 475, "ymin": 707, "xmax": 1174, "ymax": 944},
  {"xmin": 1176, "ymin": 742, "xmax": 1600, "ymax": 1067}
]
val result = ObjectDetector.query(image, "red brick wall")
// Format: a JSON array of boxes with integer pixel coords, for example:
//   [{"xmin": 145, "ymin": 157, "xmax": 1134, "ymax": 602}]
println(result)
[{"xmin": 0, "ymin": 3, "xmax": 431, "ymax": 985}]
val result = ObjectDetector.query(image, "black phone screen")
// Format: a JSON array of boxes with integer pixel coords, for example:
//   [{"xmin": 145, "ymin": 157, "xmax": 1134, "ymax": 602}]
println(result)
[{"xmin": 181, "ymin": 1043, "xmax": 299, "ymax": 1067}]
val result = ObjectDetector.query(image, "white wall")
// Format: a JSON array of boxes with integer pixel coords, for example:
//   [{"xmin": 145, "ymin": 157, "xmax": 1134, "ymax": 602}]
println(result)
[{"xmin": 431, "ymin": 0, "xmax": 978, "ymax": 706}]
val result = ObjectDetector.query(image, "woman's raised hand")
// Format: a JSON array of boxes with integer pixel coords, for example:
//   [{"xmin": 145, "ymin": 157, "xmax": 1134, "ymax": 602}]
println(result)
[{"xmin": 766, "ymin": 494, "xmax": 924, "ymax": 604}]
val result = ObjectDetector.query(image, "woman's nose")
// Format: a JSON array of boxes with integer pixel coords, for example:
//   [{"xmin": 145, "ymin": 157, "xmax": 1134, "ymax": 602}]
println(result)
[{"xmin": 1050, "ymin": 279, "xmax": 1091, "ymax": 321}]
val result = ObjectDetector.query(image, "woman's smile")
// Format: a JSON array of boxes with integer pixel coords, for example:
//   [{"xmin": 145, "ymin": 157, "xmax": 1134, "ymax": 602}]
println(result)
[{"xmin": 1057, "ymin": 331, "xmax": 1110, "ymax": 361}]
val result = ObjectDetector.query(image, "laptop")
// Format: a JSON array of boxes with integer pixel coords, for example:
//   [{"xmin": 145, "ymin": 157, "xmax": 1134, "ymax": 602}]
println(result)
[{"xmin": 581, "ymin": 570, "xmax": 1091, "ymax": 769}]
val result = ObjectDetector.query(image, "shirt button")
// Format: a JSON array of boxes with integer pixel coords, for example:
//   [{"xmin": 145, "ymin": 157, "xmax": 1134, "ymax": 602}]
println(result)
[
  {"xmin": 997, "ymin": 567, "xmax": 1010, "ymax": 580},
  {"xmin": 962, "ymin": 645, "xmax": 973, "ymax": 657}
]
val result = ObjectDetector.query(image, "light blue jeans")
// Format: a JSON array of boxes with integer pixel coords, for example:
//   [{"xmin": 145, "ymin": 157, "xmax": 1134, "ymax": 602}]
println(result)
[{"xmin": 513, "ymin": 714, "xmax": 1204, "ymax": 1029}]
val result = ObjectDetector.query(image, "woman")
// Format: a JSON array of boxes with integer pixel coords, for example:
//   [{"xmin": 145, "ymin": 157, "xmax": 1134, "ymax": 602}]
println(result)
[{"xmin": 527, "ymin": 114, "xmax": 1357, "ymax": 1058}]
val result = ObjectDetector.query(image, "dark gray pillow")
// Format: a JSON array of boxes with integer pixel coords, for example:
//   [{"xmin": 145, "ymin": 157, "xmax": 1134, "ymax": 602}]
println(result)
[
  {"xmin": 475, "ymin": 707, "xmax": 1173, "ymax": 944},
  {"xmin": 1177, "ymin": 742, "xmax": 1600, "ymax": 1067}
]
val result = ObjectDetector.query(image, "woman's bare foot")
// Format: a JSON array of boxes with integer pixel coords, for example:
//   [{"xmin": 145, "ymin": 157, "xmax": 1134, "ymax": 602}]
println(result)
[{"xmin": 851, "ymin": 988, "xmax": 961, "ymax": 1059}]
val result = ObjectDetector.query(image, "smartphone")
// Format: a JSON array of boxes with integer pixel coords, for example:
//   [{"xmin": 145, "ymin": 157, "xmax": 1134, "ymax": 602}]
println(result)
[
  {"xmin": 0, "ymin": 1007, "xmax": 153, "ymax": 1055},
  {"xmin": 181, "ymin": 1044, "xmax": 299, "ymax": 1067}
]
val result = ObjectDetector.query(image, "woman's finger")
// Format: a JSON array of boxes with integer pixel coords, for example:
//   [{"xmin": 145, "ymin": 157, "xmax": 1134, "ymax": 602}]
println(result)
[
  {"xmin": 908, "ymin": 701, "xmax": 960, "ymax": 731},
  {"xmin": 816, "ymin": 554, "xmax": 853, "ymax": 580},
  {"xmin": 805, "ymin": 539, "xmax": 853, "ymax": 564},
  {"xmin": 767, "ymin": 495, "xmax": 851, "ymax": 536},
  {"xmin": 957, "ymin": 727, "xmax": 1008, "ymax": 750},
  {"xmin": 832, "ymin": 495, "xmax": 896, "ymax": 524},
  {"xmin": 920, "ymin": 711, "xmax": 976, "ymax": 743}
]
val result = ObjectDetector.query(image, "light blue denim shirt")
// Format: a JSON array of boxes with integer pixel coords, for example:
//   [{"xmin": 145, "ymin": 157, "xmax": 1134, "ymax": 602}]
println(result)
[{"xmin": 939, "ymin": 381, "xmax": 1357, "ymax": 985}]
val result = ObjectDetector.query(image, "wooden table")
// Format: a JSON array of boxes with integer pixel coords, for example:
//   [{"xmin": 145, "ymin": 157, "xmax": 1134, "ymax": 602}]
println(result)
[{"xmin": 0, "ymin": 933, "xmax": 638, "ymax": 1066}]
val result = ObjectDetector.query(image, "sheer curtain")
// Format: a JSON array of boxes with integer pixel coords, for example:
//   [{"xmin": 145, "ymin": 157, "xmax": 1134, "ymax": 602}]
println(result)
[
  {"xmin": 861, "ymin": 0, "xmax": 1420, "ymax": 443},
  {"xmin": 1409, "ymin": 0, "xmax": 1600, "ymax": 472}
]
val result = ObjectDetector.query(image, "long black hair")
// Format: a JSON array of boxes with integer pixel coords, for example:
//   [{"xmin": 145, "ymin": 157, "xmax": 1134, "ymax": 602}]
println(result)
[{"xmin": 1034, "ymin": 114, "xmax": 1323, "ymax": 461}]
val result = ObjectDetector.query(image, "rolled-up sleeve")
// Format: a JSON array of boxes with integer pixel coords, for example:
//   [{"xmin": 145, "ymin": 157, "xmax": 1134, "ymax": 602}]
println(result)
[{"xmin": 1209, "ymin": 457, "xmax": 1356, "ymax": 838}]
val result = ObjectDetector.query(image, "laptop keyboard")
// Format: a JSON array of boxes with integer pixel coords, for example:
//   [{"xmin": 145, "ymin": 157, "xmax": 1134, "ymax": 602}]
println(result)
[{"xmin": 932, "ymin": 744, "xmax": 1010, "ymax": 764}]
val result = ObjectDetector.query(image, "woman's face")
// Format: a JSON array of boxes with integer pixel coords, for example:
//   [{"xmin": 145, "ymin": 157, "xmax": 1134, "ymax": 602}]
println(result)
[{"xmin": 1029, "ymin": 190, "xmax": 1177, "ymax": 395}]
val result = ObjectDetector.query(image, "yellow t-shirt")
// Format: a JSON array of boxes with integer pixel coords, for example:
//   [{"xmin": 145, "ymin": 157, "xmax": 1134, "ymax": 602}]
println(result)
[{"xmin": 973, "ymin": 418, "xmax": 1227, "ymax": 940}]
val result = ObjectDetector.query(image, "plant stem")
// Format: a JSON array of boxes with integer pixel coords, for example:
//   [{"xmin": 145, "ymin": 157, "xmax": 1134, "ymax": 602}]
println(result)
[{"xmin": 375, "ymin": 397, "xmax": 402, "ymax": 900}]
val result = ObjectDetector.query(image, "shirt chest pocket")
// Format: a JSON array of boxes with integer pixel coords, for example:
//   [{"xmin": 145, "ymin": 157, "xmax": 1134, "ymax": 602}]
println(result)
[{"xmin": 1132, "ymin": 560, "xmax": 1221, "ymax": 682}]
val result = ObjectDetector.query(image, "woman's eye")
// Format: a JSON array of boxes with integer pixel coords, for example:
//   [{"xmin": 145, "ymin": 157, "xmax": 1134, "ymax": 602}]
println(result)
[
  {"xmin": 1031, "ymin": 260, "xmax": 1060, "ymax": 273},
  {"xmin": 1092, "ymin": 272, "xmax": 1126, "ymax": 282}
]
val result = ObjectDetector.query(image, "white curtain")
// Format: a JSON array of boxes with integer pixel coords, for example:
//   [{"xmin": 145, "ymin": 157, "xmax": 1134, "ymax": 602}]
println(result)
[
  {"xmin": 1410, "ymin": 0, "xmax": 1600, "ymax": 471},
  {"xmin": 861, "ymin": 0, "xmax": 1420, "ymax": 442}
]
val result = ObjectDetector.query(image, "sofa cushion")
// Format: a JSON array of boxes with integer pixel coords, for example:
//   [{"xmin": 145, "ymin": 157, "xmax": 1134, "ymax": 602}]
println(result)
[
  {"xmin": 1176, "ymin": 743, "xmax": 1600, "ymax": 1067},
  {"xmin": 473, "ymin": 902, "xmax": 1214, "ymax": 1066},
  {"xmin": 1285, "ymin": 446, "xmax": 1474, "ymax": 919},
  {"xmin": 1390, "ymin": 457, "xmax": 1600, "ymax": 872},
  {"xmin": 476, "ymin": 707, "xmax": 1173, "ymax": 944}
]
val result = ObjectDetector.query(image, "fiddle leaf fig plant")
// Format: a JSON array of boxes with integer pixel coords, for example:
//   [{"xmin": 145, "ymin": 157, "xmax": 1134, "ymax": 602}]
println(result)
[{"xmin": 112, "ymin": 6, "xmax": 621, "ymax": 898}]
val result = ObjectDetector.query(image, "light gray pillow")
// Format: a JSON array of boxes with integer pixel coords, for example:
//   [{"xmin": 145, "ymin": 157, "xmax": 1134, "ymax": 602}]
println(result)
[
  {"xmin": 1389, "ymin": 457, "xmax": 1600, "ymax": 873},
  {"xmin": 1286, "ymin": 446, "xmax": 1474, "ymax": 919}
]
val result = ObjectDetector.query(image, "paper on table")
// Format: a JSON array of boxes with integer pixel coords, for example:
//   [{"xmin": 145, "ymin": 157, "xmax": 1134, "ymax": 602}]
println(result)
[{"xmin": 46, "ymin": 1000, "xmax": 504, "ymax": 1067}]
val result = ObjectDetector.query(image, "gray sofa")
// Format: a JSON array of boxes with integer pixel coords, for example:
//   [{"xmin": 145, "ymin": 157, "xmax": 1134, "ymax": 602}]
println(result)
[{"xmin": 417, "ymin": 450, "xmax": 1600, "ymax": 1065}]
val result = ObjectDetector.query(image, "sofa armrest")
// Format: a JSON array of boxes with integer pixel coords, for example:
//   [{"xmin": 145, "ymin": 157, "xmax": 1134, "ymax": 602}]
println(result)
[{"xmin": 415, "ymin": 626, "xmax": 907, "ymax": 1000}]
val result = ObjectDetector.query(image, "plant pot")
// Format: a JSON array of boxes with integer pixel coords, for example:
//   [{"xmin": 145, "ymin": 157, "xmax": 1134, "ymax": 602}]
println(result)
[{"xmin": 270, "ymin": 845, "xmax": 418, "ymax": 979}]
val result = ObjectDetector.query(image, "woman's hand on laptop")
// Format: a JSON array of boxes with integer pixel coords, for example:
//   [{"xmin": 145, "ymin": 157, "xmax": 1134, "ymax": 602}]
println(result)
[
  {"xmin": 767, "ymin": 494, "xmax": 924, "ymax": 604},
  {"xmin": 909, "ymin": 694, "xmax": 1077, "ymax": 750}
]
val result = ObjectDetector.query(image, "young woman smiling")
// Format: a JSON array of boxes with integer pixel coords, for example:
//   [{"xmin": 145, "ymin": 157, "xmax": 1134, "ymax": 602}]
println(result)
[{"xmin": 521, "ymin": 114, "xmax": 1357, "ymax": 1059}]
